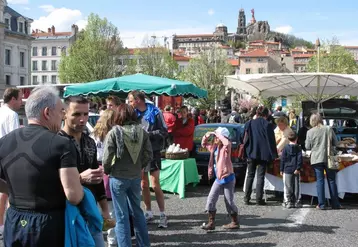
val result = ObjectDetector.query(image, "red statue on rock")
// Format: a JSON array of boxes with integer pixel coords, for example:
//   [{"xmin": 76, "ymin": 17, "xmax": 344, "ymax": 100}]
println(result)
[{"xmin": 251, "ymin": 8, "xmax": 256, "ymax": 24}]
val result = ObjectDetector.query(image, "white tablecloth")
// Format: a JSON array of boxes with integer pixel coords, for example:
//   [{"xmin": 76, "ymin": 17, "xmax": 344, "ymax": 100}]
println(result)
[{"xmin": 243, "ymin": 163, "xmax": 358, "ymax": 199}]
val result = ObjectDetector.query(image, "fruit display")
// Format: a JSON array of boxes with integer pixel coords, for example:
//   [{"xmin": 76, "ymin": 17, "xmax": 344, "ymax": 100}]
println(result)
[
  {"xmin": 337, "ymin": 137, "xmax": 356, "ymax": 148},
  {"xmin": 269, "ymin": 157, "xmax": 356, "ymax": 183}
]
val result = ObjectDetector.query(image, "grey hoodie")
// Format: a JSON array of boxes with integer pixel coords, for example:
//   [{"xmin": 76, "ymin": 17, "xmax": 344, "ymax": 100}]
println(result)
[{"xmin": 102, "ymin": 124, "xmax": 153, "ymax": 179}]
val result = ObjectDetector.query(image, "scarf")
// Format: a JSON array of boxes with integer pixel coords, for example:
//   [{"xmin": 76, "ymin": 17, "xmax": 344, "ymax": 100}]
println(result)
[{"xmin": 136, "ymin": 103, "xmax": 160, "ymax": 125}]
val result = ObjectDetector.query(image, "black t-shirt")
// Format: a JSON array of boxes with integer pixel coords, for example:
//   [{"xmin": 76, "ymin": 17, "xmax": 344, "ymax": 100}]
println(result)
[
  {"xmin": 0, "ymin": 125, "xmax": 78, "ymax": 211},
  {"xmin": 58, "ymin": 130, "xmax": 106, "ymax": 202}
]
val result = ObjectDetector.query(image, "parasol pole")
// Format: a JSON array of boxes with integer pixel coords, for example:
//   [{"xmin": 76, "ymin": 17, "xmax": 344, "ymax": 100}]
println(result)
[{"xmin": 316, "ymin": 38, "xmax": 321, "ymax": 112}]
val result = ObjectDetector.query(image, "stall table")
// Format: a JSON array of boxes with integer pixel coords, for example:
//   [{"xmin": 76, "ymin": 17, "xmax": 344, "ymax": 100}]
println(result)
[
  {"xmin": 150, "ymin": 158, "xmax": 200, "ymax": 199},
  {"xmin": 244, "ymin": 158, "xmax": 358, "ymax": 199}
]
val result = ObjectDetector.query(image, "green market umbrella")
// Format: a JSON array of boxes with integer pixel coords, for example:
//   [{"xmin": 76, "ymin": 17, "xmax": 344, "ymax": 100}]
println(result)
[{"xmin": 63, "ymin": 74, "xmax": 208, "ymax": 99}]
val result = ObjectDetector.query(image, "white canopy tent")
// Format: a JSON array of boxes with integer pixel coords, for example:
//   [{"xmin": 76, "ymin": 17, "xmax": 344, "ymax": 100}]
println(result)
[{"xmin": 225, "ymin": 73, "xmax": 358, "ymax": 103}]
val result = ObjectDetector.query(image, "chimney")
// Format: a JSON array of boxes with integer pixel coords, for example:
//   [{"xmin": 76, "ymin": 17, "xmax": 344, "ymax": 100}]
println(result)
[
  {"xmin": 51, "ymin": 25, "xmax": 55, "ymax": 34},
  {"xmin": 48, "ymin": 28, "xmax": 51, "ymax": 33}
]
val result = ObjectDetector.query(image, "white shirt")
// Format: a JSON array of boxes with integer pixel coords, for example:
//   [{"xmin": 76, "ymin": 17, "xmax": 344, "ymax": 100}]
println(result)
[
  {"xmin": 0, "ymin": 105, "xmax": 20, "ymax": 138},
  {"xmin": 91, "ymin": 136, "xmax": 104, "ymax": 162}
]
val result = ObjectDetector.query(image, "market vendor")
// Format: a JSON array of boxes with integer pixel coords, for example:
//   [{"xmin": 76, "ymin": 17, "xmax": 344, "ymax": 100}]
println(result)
[
  {"xmin": 275, "ymin": 116, "xmax": 293, "ymax": 153},
  {"xmin": 173, "ymin": 105, "xmax": 195, "ymax": 152}
]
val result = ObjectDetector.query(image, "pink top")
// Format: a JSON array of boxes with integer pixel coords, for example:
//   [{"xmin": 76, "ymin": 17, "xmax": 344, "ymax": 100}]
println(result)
[{"xmin": 201, "ymin": 133, "xmax": 233, "ymax": 180}]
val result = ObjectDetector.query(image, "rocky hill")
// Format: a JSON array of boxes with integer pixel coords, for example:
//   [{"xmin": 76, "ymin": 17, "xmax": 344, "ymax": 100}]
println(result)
[{"xmin": 246, "ymin": 21, "xmax": 314, "ymax": 48}]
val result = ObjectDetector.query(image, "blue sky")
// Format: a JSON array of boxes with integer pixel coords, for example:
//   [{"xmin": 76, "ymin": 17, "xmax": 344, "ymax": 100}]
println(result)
[{"xmin": 7, "ymin": 0, "xmax": 358, "ymax": 47}]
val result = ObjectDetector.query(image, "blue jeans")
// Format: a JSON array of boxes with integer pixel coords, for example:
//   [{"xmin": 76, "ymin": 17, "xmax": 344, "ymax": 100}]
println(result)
[
  {"xmin": 91, "ymin": 230, "xmax": 105, "ymax": 247},
  {"xmin": 110, "ymin": 177, "xmax": 150, "ymax": 247},
  {"xmin": 313, "ymin": 163, "xmax": 341, "ymax": 209}
]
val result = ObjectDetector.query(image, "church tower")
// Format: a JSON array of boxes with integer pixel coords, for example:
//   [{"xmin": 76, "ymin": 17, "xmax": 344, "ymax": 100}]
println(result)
[{"xmin": 236, "ymin": 8, "xmax": 246, "ymax": 35}]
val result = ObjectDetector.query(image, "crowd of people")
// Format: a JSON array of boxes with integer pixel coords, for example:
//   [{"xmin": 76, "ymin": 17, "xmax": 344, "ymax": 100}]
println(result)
[{"xmin": 0, "ymin": 87, "xmax": 344, "ymax": 247}]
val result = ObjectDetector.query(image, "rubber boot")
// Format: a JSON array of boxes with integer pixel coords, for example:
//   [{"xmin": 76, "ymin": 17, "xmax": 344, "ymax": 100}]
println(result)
[
  {"xmin": 201, "ymin": 211, "xmax": 216, "ymax": 231},
  {"xmin": 222, "ymin": 212, "xmax": 240, "ymax": 229}
]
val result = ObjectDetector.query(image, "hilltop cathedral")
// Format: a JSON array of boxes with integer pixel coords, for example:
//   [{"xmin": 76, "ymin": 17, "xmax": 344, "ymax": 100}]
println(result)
[{"xmin": 172, "ymin": 8, "xmax": 271, "ymax": 54}]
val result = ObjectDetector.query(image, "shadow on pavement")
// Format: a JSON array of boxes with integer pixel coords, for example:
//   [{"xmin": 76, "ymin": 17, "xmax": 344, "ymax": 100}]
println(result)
[
  {"xmin": 149, "ymin": 231, "xmax": 268, "ymax": 245},
  {"xmin": 149, "ymin": 213, "xmax": 340, "ymax": 235},
  {"xmin": 148, "ymin": 214, "xmax": 260, "ymax": 231},
  {"xmin": 174, "ymin": 243, "xmax": 277, "ymax": 247}
]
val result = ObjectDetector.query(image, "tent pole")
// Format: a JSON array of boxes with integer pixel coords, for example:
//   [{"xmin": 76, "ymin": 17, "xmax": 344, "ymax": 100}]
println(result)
[{"xmin": 316, "ymin": 41, "xmax": 321, "ymax": 112}]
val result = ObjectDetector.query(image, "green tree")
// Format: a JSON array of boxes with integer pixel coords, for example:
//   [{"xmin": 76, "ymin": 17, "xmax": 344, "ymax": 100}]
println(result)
[
  {"xmin": 59, "ymin": 13, "xmax": 124, "ymax": 83},
  {"xmin": 227, "ymin": 40, "xmax": 246, "ymax": 50},
  {"xmin": 124, "ymin": 44, "xmax": 179, "ymax": 79},
  {"xmin": 266, "ymin": 32, "xmax": 314, "ymax": 49},
  {"xmin": 260, "ymin": 96, "xmax": 277, "ymax": 110},
  {"xmin": 306, "ymin": 38, "xmax": 358, "ymax": 74},
  {"xmin": 181, "ymin": 47, "xmax": 232, "ymax": 109}
]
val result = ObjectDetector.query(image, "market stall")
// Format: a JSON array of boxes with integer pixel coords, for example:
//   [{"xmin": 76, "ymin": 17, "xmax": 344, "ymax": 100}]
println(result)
[
  {"xmin": 63, "ymin": 74, "xmax": 207, "ymax": 198},
  {"xmin": 153, "ymin": 158, "xmax": 200, "ymax": 199},
  {"xmin": 227, "ymin": 72, "xmax": 358, "ymax": 198},
  {"xmin": 244, "ymin": 154, "xmax": 358, "ymax": 199},
  {"xmin": 63, "ymin": 73, "xmax": 208, "ymax": 99},
  {"xmin": 225, "ymin": 73, "xmax": 358, "ymax": 104}
]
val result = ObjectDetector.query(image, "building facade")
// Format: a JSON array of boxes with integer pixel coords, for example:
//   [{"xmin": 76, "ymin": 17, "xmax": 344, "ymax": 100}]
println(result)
[
  {"xmin": 238, "ymin": 49, "xmax": 294, "ymax": 74},
  {"xmin": 344, "ymin": 46, "xmax": 358, "ymax": 64},
  {"xmin": 0, "ymin": 0, "xmax": 33, "ymax": 96},
  {"xmin": 31, "ymin": 24, "xmax": 78, "ymax": 84}
]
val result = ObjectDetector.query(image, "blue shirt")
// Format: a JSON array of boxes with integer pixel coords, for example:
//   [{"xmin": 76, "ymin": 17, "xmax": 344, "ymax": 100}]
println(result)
[{"xmin": 213, "ymin": 148, "xmax": 235, "ymax": 184}]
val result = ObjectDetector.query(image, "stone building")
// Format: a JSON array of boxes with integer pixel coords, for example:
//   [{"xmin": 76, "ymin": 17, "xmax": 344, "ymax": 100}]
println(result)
[
  {"xmin": 290, "ymin": 47, "xmax": 316, "ymax": 72},
  {"xmin": 0, "ymin": 0, "xmax": 33, "ymax": 96},
  {"xmin": 31, "ymin": 24, "xmax": 78, "ymax": 84},
  {"xmin": 172, "ymin": 23, "xmax": 228, "ymax": 56},
  {"xmin": 172, "ymin": 8, "xmax": 273, "ymax": 57},
  {"xmin": 344, "ymin": 46, "xmax": 358, "ymax": 64},
  {"xmin": 238, "ymin": 49, "xmax": 293, "ymax": 74}
]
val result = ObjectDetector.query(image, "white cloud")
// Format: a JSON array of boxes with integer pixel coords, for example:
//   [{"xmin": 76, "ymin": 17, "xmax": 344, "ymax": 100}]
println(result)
[
  {"xmin": 341, "ymin": 39, "xmax": 358, "ymax": 46},
  {"xmin": 120, "ymin": 27, "xmax": 213, "ymax": 48},
  {"xmin": 23, "ymin": 7, "xmax": 30, "ymax": 11},
  {"xmin": 39, "ymin": 5, "xmax": 56, "ymax": 13},
  {"xmin": 208, "ymin": 9, "xmax": 215, "ymax": 16},
  {"xmin": 274, "ymin": 25, "xmax": 293, "ymax": 34},
  {"xmin": 32, "ymin": 6, "xmax": 87, "ymax": 32},
  {"xmin": 7, "ymin": 0, "xmax": 28, "ymax": 4}
]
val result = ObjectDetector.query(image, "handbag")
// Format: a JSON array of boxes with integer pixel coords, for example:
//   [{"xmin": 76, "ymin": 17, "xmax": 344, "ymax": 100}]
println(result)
[
  {"xmin": 238, "ymin": 121, "xmax": 250, "ymax": 159},
  {"xmin": 238, "ymin": 131, "xmax": 247, "ymax": 159},
  {"xmin": 327, "ymin": 126, "xmax": 339, "ymax": 170}
]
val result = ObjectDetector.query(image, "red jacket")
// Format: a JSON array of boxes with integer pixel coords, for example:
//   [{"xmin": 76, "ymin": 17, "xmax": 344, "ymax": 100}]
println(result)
[
  {"xmin": 173, "ymin": 118, "xmax": 195, "ymax": 151},
  {"xmin": 198, "ymin": 116, "xmax": 205, "ymax": 125},
  {"xmin": 162, "ymin": 112, "xmax": 176, "ymax": 133}
]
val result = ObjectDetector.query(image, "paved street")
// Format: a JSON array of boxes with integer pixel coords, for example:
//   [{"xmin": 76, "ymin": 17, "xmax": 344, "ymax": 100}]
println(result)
[
  {"xmin": 1, "ymin": 185, "xmax": 357, "ymax": 247},
  {"xmin": 142, "ymin": 185, "xmax": 357, "ymax": 247}
]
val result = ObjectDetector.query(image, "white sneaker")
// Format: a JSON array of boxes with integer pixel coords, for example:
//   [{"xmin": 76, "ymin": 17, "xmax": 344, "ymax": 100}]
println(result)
[
  {"xmin": 144, "ymin": 212, "xmax": 154, "ymax": 224},
  {"xmin": 0, "ymin": 225, "xmax": 4, "ymax": 240},
  {"xmin": 158, "ymin": 215, "xmax": 168, "ymax": 228}
]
